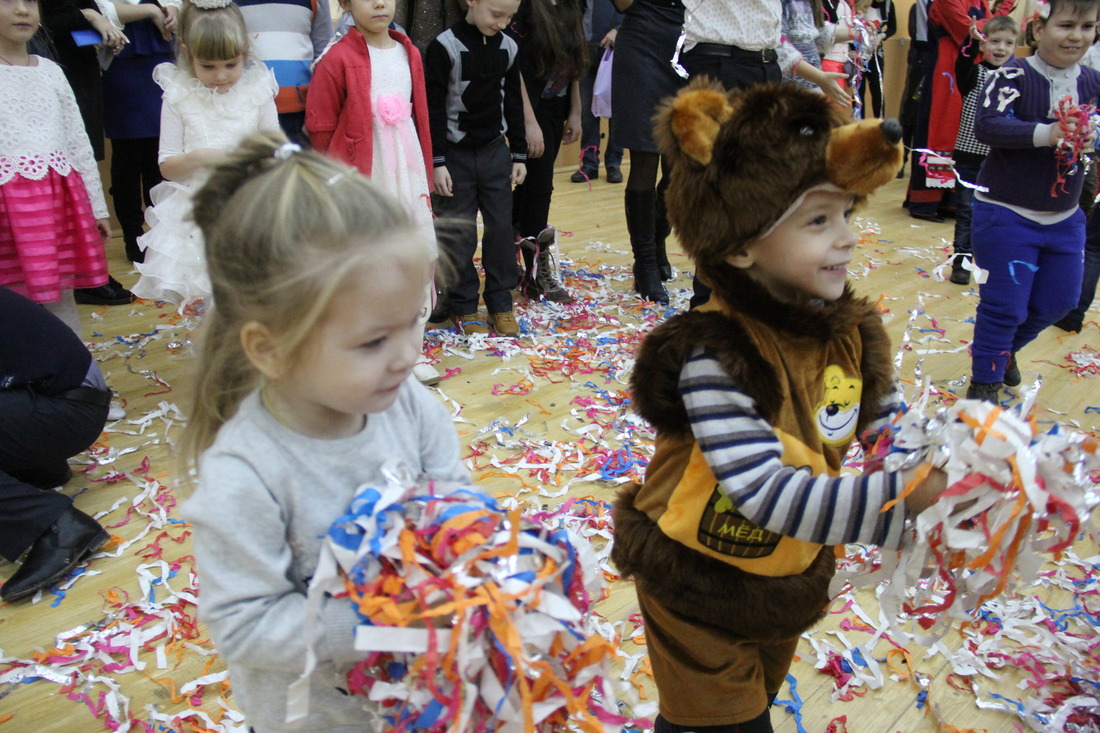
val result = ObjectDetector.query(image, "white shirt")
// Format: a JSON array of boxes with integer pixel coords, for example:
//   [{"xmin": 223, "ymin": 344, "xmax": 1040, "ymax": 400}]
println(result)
[{"xmin": 683, "ymin": 0, "xmax": 802, "ymax": 73}]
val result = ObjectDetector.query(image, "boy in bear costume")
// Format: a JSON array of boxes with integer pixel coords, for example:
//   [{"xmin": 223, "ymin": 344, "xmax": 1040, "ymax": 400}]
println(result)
[{"xmin": 611, "ymin": 80, "xmax": 946, "ymax": 733}]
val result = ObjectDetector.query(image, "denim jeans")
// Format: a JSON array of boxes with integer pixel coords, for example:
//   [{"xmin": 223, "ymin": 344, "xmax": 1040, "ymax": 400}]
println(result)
[{"xmin": 952, "ymin": 163, "xmax": 981, "ymax": 256}]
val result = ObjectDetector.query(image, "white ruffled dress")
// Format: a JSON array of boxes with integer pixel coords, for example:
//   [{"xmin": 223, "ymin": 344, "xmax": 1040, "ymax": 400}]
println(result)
[{"xmin": 132, "ymin": 63, "xmax": 278, "ymax": 311}]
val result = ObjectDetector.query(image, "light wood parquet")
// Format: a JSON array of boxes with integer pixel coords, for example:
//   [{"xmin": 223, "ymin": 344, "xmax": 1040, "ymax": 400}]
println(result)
[{"xmin": 1, "ymin": 158, "xmax": 1098, "ymax": 732}]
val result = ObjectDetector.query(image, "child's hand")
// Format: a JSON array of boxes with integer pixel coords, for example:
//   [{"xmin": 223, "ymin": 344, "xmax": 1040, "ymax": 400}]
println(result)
[
  {"xmin": 526, "ymin": 119, "xmax": 545, "ymax": 159},
  {"xmin": 433, "ymin": 166, "xmax": 452, "ymax": 196},
  {"xmin": 562, "ymin": 110, "xmax": 582, "ymax": 145},
  {"xmin": 797, "ymin": 61, "xmax": 852, "ymax": 109},
  {"xmin": 164, "ymin": 5, "xmax": 179, "ymax": 35},
  {"xmin": 96, "ymin": 218, "xmax": 112, "ymax": 241},
  {"xmin": 969, "ymin": 16, "xmax": 985, "ymax": 42},
  {"xmin": 1050, "ymin": 116, "xmax": 1079, "ymax": 146},
  {"xmin": 148, "ymin": 5, "xmax": 170, "ymax": 41},
  {"xmin": 511, "ymin": 162, "xmax": 527, "ymax": 186},
  {"xmin": 819, "ymin": 72, "xmax": 852, "ymax": 109},
  {"xmin": 83, "ymin": 9, "xmax": 128, "ymax": 53},
  {"xmin": 902, "ymin": 466, "xmax": 947, "ymax": 516}
]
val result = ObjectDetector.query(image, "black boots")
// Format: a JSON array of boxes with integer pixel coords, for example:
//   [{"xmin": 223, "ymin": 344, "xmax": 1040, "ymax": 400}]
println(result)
[
  {"xmin": 966, "ymin": 381, "xmax": 1002, "ymax": 402},
  {"xmin": 654, "ymin": 179, "xmax": 673, "ymax": 281},
  {"xmin": 625, "ymin": 189, "xmax": 670, "ymax": 304},
  {"xmin": 1, "ymin": 505, "xmax": 109, "ymax": 602},
  {"xmin": 1003, "ymin": 353, "xmax": 1021, "ymax": 387},
  {"xmin": 950, "ymin": 254, "xmax": 971, "ymax": 284}
]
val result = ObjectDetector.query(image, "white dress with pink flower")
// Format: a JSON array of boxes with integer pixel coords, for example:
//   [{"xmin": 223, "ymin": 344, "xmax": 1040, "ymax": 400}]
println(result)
[{"xmin": 368, "ymin": 43, "xmax": 433, "ymax": 238}]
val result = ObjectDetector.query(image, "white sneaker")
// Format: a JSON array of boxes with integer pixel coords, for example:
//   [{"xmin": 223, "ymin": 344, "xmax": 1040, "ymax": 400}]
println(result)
[{"xmin": 413, "ymin": 361, "xmax": 441, "ymax": 386}]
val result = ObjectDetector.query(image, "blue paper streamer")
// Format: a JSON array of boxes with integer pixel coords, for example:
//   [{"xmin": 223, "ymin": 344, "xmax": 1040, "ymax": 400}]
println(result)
[
  {"xmin": 773, "ymin": 673, "xmax": 808, "ymax": 733},
  {"xmin": 1007, "ymin": 260, "xmax": 1039, "ymax": 285}
]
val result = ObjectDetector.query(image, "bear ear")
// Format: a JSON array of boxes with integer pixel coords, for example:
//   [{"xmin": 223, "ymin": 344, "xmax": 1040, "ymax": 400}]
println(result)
[{"xmin": 665, "ymin": 85, "xmax": 733, "ymax": 166}]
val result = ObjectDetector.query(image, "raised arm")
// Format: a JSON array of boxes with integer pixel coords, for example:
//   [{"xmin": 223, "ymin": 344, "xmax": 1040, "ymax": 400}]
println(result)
[{"xmin": 680, "ymin": 349, "xmax": 921, "ymax": 549}]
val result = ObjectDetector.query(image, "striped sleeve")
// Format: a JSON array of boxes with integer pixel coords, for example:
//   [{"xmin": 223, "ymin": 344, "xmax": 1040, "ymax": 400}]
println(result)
[
  {"xmin": 679, "ymin": 347, "xmax": 908, "ymax": 550},
  {"xmin": 859, "ymin": 381, "xmax": 902, "ymax": 451}
]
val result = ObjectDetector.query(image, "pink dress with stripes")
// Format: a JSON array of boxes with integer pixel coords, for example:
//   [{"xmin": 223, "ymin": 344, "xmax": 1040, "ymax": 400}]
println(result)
[{"xmin": 0, "ymin": 57, "xmax": 109, "ymax": 303}]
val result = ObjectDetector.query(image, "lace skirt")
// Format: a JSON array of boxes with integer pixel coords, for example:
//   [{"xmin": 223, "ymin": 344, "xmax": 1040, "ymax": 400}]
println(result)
[{"xmin": 0, "ymin": 170, "xmax": 107, "ymax": 303}]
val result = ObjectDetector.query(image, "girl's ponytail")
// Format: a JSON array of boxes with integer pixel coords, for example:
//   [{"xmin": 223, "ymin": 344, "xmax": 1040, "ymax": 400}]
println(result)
[{"xmin": 191, "ymin": 132, "xmax": 286, "ymax": 236}]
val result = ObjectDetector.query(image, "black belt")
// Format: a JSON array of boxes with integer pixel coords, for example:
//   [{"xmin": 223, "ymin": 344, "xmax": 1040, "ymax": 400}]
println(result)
[
  {"xmin": 55, "ymin": 386, "xmax": 112, "ymax": 407},
  {"xmin": 688, "ymin": 43, "xmax": 778, "ymax": 64}
]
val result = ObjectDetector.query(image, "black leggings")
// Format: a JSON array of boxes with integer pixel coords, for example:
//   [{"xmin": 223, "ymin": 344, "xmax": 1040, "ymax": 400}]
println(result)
[
  {"xmin": 513, "ymin": 94, "xmax": 569, "ymax": 239},
  {"xmin": 108, "ymin": 137, "xmax": 162, "ymax": 243}
]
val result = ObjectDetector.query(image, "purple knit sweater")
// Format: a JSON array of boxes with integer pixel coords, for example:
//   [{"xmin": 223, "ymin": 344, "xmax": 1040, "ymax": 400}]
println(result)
[{"xmin": 975, "ymin": 55, "xmax": 1100, "ymax": 213}]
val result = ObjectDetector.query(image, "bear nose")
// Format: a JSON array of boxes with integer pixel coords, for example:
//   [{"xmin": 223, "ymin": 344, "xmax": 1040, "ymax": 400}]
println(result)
[
  {"xmin": 880, "ymin": 119, "xmax": 902, "ymax": 145},
  {"xmin": 826, "ymin": 404, "xmax": 839, "ymax": 416}
]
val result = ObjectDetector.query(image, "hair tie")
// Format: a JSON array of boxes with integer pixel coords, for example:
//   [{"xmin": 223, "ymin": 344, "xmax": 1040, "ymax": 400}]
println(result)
[
  {"xmin": 190, "ymin": 0, "xmax": 234, "ymax": 8},
  {"xmin": 274, "ymin": 142, "xmax": 302, "ymax": 162},
  {"xmin": 325, "ymin": 169, "xmax": 354, "ymax": 187}
]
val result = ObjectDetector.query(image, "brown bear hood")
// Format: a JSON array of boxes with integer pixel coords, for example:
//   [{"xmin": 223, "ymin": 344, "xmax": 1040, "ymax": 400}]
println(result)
[{"xmin": 654, "ymin": 79, "xmax": 903, "ymax": 286}]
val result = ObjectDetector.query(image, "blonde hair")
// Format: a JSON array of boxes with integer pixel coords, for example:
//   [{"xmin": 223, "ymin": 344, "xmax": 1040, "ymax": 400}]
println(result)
[
  {"xmin": 177, "ymin": 0, "xmax": 250, "ymax": 73},
  {"xmin": 179, "ymin": 132, "xmax": 436, "ymax": 475}
]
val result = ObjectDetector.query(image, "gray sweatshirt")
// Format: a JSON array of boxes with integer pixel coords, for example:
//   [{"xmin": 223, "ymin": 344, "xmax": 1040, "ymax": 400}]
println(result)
[{"xmin": 183, "ymin": 380, "xmax": 470, "ymax": 732}]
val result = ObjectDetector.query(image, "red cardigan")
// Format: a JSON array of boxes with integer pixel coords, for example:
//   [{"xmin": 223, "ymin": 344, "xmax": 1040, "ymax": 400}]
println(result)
[{"xmin": 305, "ymin": 27, "xmax": 433, "ymax": 181}]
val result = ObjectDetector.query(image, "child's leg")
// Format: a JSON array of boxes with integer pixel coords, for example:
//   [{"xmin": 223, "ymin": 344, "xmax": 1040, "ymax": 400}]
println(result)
[
  {"xmin": 433, "ymin": 149, "xmax": 483, "ymax": 316},
  {"xmin": 970, "ymin": 203, "xmax": 1082, "ymax": 383},
  {"xmin": 951, "ymin": 164, "xmax": 980, "ymax": 259},
  {"xmin": 654, "ymin": 711, "xmax": 772, "ymax": 733},
  {"xmin": 1056, "ymin": 206, "xmax": 1100, "ymax": 331},
  {"xmin": 514, "ymin": 97, "xmax": 567, "ymax": 240},
  {"xmin": 653, "ymin": 633, "xmax": 800, "ymax": 732},
  {"xmin": 1010, "ymin": 209, "xmax": 1086, "ymax": 351},
  {"xmin": 576, "ymin": 67, "xmax": 600, "ymax": 175},
  {"xmin": 477, "ymin": 139, "xmax": 519, "ymax": 315},
  {"xmin": 42, "ymin": 291, "xmax": 82, "ymax": 338},
  {"xmin": 110, "ymin": 138, "xmax": 147, "ymax": 256},
  {"xmin": 637, "ymin": 590, "xmax": 781, "ymax": 729},
  {"xmin": 949, "ymin": 164, "xmax": 980, "ymax": 284},
  {"xmin": 971, "ymin": 203, "xmax": 1034, "ymax": 383}
]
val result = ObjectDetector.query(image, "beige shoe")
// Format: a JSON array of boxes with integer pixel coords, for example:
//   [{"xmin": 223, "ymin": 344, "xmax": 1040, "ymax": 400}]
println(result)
[
  {"xmin": 452, "ymin": 313, "xmax": 490, "ymax": 336},
  {"xmin": 488, "ymin": 310, "xmax": 519, "ymax": 337}
]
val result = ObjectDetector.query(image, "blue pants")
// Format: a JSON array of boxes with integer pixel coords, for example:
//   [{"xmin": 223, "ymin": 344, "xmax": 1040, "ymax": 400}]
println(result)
[{"xmin": 971, "ymin": 201, "xmax": 1085, "ymax": 383}]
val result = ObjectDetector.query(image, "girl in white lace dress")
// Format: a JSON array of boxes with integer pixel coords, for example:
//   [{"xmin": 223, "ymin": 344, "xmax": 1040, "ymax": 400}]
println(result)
[
  {"xmin": 305, "ymin": 0, "xmax": 434, "ymax": 238},
  {"xmin": 0, "ymin": 0, "xmax": 111, "ymax": 335},
  {"xmin": 132, "ymin": 0, "xmax": 277, "ymax": 313}
]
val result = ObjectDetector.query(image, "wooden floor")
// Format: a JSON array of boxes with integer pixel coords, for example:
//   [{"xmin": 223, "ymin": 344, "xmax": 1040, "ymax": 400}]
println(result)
[{"xmin": 1, "ymin": 161, "xmax": 1098, "ymax": 733}]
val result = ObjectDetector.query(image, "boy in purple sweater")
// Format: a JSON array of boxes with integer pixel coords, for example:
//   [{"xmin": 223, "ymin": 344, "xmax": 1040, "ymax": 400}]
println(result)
[{"xmin": 967, "ymin": 0, "xmax": 1100, "ymax": 401}]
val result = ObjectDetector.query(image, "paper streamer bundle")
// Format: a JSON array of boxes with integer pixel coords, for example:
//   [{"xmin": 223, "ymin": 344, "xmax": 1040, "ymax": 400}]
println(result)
[
  {"xmin": 290, "ymin": 472, "xmax": 635, "ymax": 732},
  {"xmin": 834, "ymin": 387, "xmax": 1100, "ymax": 643},
  {"xmin": 1052, "ymin": 96, "xmax": 1098, "ymax": 197}
]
